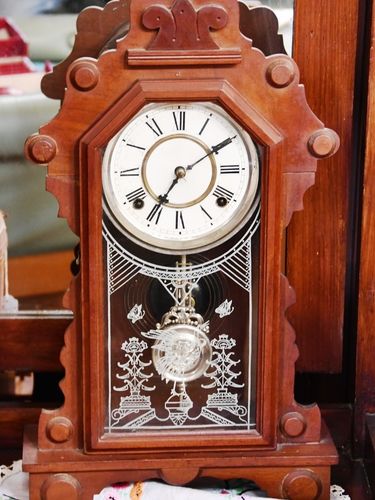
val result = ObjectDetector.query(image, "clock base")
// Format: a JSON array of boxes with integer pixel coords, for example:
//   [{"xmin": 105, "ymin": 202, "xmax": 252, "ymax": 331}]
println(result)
[{"xmin": 23, "ymin": 424, "xmax": 337, "ymax": 500}]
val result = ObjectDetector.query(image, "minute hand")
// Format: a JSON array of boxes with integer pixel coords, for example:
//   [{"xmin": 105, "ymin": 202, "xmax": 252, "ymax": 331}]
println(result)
[{"xmin": 186, "ymin": 136, "xmax": 236, "ymax": 171}]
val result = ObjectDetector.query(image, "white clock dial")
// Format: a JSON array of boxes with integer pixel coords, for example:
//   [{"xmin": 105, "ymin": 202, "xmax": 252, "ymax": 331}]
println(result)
[{"xmin": 102, "ymin": 102, "xmax": 260, "ymax": 253}]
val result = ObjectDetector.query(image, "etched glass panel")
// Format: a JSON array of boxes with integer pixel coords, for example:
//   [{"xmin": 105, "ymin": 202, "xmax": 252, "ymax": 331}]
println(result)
[{"xmin": 101, "ymin": 102, "xmax": 261, "ymax": 435}]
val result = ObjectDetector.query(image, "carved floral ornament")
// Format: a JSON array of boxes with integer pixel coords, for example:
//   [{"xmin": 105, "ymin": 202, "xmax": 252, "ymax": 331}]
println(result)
[
  {"xmin": 125, "ymin": 0, "xmax": 242, "ymax": 65},
  {"xmin": 142, "ymin": 0, "xmax": 228, "ymax": 50}
]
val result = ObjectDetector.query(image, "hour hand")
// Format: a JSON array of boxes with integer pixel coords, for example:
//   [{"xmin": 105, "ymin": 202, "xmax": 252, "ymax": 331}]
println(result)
[
  {"xmin": 158, "ymin": 177, "xmax": 178, "ymax": 205},
  {"xmin": 158, "ymin": 167, "xmax": 186, "ymax": 205}
]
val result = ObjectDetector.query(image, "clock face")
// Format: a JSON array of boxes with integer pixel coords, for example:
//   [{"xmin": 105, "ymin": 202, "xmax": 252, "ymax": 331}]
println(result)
[{"xmin": 102, "ymin": 102, "xmax": 259, "ymax": 253}]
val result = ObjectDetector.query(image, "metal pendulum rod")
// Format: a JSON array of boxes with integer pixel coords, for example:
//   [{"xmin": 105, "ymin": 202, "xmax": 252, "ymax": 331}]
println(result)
[
  {"xmin": 181, "ymin": 254, "xmax": 190, "ymax": 307},
  {"xmin": 176, "ymin": 254, "xmax": 188, "ymax": 305}
]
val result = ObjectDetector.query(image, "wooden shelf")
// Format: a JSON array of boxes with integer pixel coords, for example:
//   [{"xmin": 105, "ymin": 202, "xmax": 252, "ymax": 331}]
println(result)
[{"xmin": 0, "ymin": 311, "xmax": 70, "ymax": 372}]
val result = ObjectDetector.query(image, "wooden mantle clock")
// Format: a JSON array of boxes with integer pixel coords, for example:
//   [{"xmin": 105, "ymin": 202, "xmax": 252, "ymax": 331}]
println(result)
[{"xmin": 24, "ymin": 0, "xmax": 339, "ymax": 498}]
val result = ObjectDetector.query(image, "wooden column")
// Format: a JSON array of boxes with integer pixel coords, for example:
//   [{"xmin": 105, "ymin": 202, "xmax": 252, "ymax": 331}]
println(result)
[
  {"xmin": 355, "ymin": 2, "xmax": 375, "ymax": 452},
  {"xmin": 289, "ymin": 0, "xmax": 360, "ymax": 372}
]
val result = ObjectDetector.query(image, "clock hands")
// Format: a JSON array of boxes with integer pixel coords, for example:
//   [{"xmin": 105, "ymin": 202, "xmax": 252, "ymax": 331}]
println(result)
[
  {"xmin": 156, "ymin": 136, "xmax": 235, "ymax": 205},
  {"xmin": 158, "ymin": 166, "xmax": 186, "ymax": 205},
  {"xmin": 186, "ymin": 135, "xmax": 237, "ymax": 171}
]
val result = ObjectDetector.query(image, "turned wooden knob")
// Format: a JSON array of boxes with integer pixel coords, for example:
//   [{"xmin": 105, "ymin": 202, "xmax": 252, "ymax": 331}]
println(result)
[
  {"xmin": 280, "ymin": 412, "xmax": 307, "ymax": 438},
  {"xmin": 25, "ymin": 134, "xmax": 57, "ymax": 164},
  {"xmin": 267, "ymin": 58, "xmax": 296, "ymax": 88},
  {"xmin": 69, "ymin": 60, "xmax": 99, "ymax": 91},
  {"xmin": 160, "ymin": 467, "xmax": 200, "ymax": 485},
  {"xmin": 282, "ymin": 470, "xmax": 322, "ymax": 500},
  {"xmin": 46, "ymin": 417, "xmax": 73, "ymax": 443},
  {"xmin": 308, "ymin": 128, "xmax": 339, "ymax": 158},
  {"xmin": 41, "ymin": 474, "xmax": 81, "ymax": 500}
]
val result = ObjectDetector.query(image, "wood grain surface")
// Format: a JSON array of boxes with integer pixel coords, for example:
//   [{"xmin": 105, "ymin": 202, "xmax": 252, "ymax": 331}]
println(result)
[
  {"xmin": 0, "ymin": 315, "xmax": 69, "ymax": 371},
  {"xmin": 355, "ymin": 4, "xmax": 375, "ymax": 453},
  {"xmin": 288, "ymin": 0, "xmax": 360, "ymax": 373}
]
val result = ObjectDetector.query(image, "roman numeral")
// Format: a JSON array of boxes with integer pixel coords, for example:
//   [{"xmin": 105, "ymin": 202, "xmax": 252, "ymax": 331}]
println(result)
[
  {"xmin": 125, "ymin": 187, "xmax": 146, "ymax": 203},
  {"xmin": 146, "ymin": 118, "xmax": 163, "ymax": 137},
  {"xmin": 200, "ymin": 205, "xmax": 212, "ymax": 220},
  {"xmin": 120, "ymin": 168, "xmax": 139, "ymax": 177},
  {"xmin": 124, "ymin": 142, "xmax": 146, "ymax": 151},
  {"xmin": 198, "ymin": 114, "xmax": 212, "ymax": 135},
  {"xmin": 213, "ymin": 185, "xmax": 234, "ymax": 201},
  {"xmin": 175, "ymin": 210, "xmax": 185, "ymax": 230},
  {"xmin": 220, "ymin": 164, "xmax": 240, "ymax": 174},
  {"xmin": 146, "ymin": 203, "xmax": 163, "ymax": 224},
  {"xmin": 173, "ymin": 111, "xmax": 186, "ymax": 131}
]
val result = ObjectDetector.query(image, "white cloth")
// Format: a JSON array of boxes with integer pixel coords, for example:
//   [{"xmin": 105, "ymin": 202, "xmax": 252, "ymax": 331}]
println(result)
[
  {"xmin": 93, "ymin": 481, "xmax": 270, "ymax": 499},
  {"xmin": 0, "ymin": 461, "xmax": 28, "ymax": 500}
]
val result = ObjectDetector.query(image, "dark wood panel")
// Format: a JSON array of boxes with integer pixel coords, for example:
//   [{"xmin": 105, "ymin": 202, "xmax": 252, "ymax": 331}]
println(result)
[
  {"xmin": 0, "ymin": 315, "xmax": 69, "ymax": 372},
  {"xmin": 322, "ymin": 407, "xmax": 374, "ymax": 500},
  {"xmin": 354, "ymin": 6, "xmax": 375, "ymax": 452},
  {"xmin": 288, "ymin": 0, "xmax": 360, "ymax": 372},
  {"xmin": 332, "ymin": 456, "xmax": 373, "ymax": 500},
  {"xmin": 0, "ymin": 405, "xmax": 41, "ymax": 449},
  {"xmin": 365, "ymin": 415, "xmax": 375, "ymax": 495}
]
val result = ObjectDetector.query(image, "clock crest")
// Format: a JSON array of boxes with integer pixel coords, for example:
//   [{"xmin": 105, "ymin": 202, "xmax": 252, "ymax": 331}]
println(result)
[
  {"xmin": 143, "ymin": 0, "xmax": 228, "ymax": 50},
  {"xmin": 24, "ymin": 0, "xmax": 339, "ymax": 498}
]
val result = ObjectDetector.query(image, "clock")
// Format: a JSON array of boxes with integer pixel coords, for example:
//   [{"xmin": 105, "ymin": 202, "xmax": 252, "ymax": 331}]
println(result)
[
  {"xmin": 102, "ymin": 101, "xmax": 259, "ymax": 253},
  {"xmin": 23, "ymin": 1, "xmax": 340, "ymax": 499}
]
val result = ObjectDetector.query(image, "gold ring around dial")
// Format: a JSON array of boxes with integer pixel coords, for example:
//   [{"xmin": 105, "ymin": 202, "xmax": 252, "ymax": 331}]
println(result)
[{"xmin": 141, "ymin": 133, "xmax": 217, "ymax": 209}]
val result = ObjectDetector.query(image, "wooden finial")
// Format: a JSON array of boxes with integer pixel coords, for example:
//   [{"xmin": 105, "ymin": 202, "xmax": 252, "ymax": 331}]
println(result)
[
  {"xmin": 25, "ymin": 134, "xmax": 57, "ymax": 164},
  {"xmin": 308, "ymin": 128, "xmax": 340, "ymax": 158}
]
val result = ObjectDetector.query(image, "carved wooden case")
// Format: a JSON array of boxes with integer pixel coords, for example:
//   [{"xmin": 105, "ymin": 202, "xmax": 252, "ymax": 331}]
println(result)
[{"xmin": 24, "ymin": 0, "xmax": 339, "ymax": 498}]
